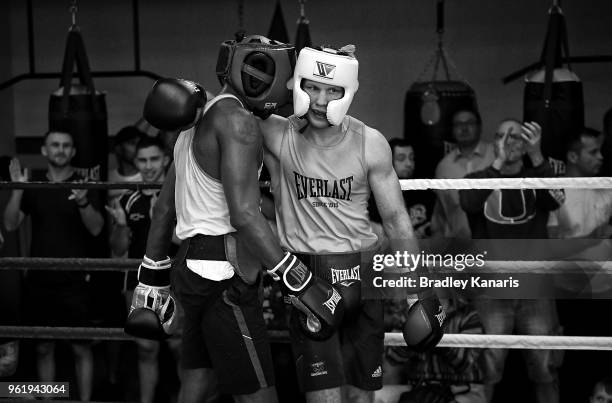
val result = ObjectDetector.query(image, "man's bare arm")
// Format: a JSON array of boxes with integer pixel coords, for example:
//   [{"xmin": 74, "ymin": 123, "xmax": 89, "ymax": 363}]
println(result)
[
  {"xmin": 366, "ymin": 131, "xmax": 417, "ymax": 254},
  {"xmin": 259, "ymin": 114, "xmax": 287, "ymax": 159},
  {"xmin": 218, "ymin": 108, "xmax": 285, "ymax": 272},
  {"xmin": 144, "ymin": 164, "xmax": 176, "ymax": 260}
]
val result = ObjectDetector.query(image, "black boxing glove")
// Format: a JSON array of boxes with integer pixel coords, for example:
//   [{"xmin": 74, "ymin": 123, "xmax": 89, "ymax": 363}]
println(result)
[
  {"xmin": 268, "ymin": 252, "xmax": 345, "ymax": 340},
  {"xmin": 143, "ymin": 78, "xmax": 207, "ymax": 131},
  {"xmin": 334, "ymin": 279, "xmax": 362, "ymax": 321},
  {"xmin": 402, "ymin": 289, "xmax": 445, "ymax": 352}
]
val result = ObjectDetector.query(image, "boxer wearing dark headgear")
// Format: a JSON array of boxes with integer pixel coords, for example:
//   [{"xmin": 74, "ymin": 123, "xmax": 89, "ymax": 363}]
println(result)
[
  {"xmin": 132, "ymin": 36, "xmax": 345, "ymax": 403},
  {"xmin": 259, "ymin": 45, "xmax": 445, "ymax": 403}
]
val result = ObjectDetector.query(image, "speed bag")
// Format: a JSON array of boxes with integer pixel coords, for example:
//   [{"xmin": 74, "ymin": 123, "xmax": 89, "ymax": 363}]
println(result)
[
  {"xmin": 523, "ymin": 68, "xmax": 584, "ymax": 174},
  {"xmin": 49, "ymin": 84, "xmax": 109, "ymax": 181},
  {"xmin": 404, "ymin": 81, "xmax": 478, "ymax": 179}
]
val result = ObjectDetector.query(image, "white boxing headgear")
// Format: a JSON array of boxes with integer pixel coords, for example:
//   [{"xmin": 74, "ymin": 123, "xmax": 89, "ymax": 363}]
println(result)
[{"xmin": 290, "ymin": 46, "xmax": 359, "ymax": 126}]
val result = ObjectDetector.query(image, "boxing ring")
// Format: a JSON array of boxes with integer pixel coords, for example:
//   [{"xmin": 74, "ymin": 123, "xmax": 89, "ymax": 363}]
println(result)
[{"xmin": 2, "ymin": 177, "xmax": 612, "ymax": 351}]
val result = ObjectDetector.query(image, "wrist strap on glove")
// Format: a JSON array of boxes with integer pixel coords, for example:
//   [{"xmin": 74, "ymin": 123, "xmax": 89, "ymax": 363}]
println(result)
[
  {"xmin": 138, "ymin": 255, "xmax": 172, "ymax": 287},
  {"xmin": 267, "ymin": 252, "xmax": 312, "ymax": 293}
]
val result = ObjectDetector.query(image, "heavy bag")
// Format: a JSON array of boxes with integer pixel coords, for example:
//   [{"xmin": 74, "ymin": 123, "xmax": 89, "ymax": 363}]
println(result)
[
  {"xmin": 404, "ymin": 81, "xmax": 478, "ymax": 179},
  {"xmin": 49, "ymin": 28, "xmax": 109, "ymax": 261},
  {"xmin": 523, "ymin": 68, "xmax": 583, "ymax": 174},
  {"xmin": 49, "ymin": 84, "xmax": 108, "ymax": 181},
  {"xmin": 48, "ymin": 29, "xmax": 108, "ymax": 181},
  {"xmin": 523, "ymin": 5, "xmax": 584, "ymax": 175}
]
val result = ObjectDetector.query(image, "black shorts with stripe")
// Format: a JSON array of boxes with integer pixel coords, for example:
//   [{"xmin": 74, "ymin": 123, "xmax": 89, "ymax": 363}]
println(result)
[
  {"xmin": 171, "ymin": 234, "xmax": 275, "ymax": 395},
  {"xmin": 290, "ymin": 252, "xmax": 385, "ymax": 392}
]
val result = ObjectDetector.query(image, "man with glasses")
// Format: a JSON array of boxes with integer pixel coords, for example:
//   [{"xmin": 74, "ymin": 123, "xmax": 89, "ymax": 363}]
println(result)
[{"xmin": 432, "ymin": 110, "xmax": 495, "ymax": 239}]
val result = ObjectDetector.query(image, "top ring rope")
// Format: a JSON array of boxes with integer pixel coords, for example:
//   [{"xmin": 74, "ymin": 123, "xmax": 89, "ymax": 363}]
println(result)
[
  {"xmin": 1, "ymin": 177, "xmax": 610, "ymax": 191},
  {"xmin": 399, "ymin": 177, "xmax": 612, "ymax": 190}
]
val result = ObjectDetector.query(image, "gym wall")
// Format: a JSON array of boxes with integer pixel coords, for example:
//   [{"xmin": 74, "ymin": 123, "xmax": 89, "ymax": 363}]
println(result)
[{"xmin": 4, "ymin": 0, "xmax": 612, "ymax": 157}]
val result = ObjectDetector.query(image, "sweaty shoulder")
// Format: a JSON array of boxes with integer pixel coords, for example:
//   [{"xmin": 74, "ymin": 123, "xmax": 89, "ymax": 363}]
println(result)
[
  {"xmin": 209, "ymin": 98, "xmax": 260, "ymax": 145},
  {"xmin": 259, "ymin": 114, "xmax": 289, "ymax": 157},
  {"xmin": 362, "ymin": 122, "xmax": 391, "ymax": 170}
]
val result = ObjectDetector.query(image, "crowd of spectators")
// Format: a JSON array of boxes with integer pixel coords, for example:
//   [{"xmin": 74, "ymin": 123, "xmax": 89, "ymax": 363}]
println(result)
[{"xmin": 1, "ymin": 105, "xmax": 612, "ymax": 403}]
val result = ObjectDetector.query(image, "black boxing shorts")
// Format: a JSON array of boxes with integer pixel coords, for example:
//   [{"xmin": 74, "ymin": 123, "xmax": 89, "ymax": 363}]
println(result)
[
  {"xmin": 171, "ymin": 234, "xmax": 275, "ymax": 395},
  {"xmin": 288, "ymin": 251, "xmax": 384, "ymax": 392}
]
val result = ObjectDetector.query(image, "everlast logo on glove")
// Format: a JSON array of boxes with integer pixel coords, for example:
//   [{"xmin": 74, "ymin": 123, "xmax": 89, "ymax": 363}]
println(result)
[
  {"xmin": 435, "ymin": 306, "xmax": 446, "ymax": 327},
  {"xmin": 285, "ymin": 261, "xmax": 311, "ymax": 291},
  {"xmin": 322, "ymin": 287, "xmax": 342, "ymax": 315}
]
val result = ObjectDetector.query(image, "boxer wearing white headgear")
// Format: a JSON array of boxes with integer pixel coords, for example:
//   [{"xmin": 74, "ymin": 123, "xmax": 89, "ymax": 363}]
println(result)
[
  {"xmin": 289, "ymin": 46, "xmax": 359, "ymax": 126},
  {"xmin": 259, "ymin": 43, "xmax": 444, "ymax": 402}
]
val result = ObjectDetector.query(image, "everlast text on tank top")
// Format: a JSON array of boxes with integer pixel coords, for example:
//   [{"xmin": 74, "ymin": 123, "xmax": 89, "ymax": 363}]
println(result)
[
  {"xmin": 274, "ymin": 116, "xmax": 378, "ymax": 253},
  {"xmin": 174, "ymin": 94, "xmax": 244, "ymax": 239}
]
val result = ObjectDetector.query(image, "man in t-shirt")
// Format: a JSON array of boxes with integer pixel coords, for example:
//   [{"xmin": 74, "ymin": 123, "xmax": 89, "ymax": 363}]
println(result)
[
  {"xmin": 432, "ymin": 110, "xmax": 495, "ymax": 239},
  {"xmin": 108, "ymin": 126, "xmax": 144, "ymax": 200},
  {"xmin": 3, "ymin": 130, "xmax": 104, "ymax": 401},
  {"xmin": 107, "ymin": 136, "xmax": 183, "ymax": 403},
  {"xmin": 369, "ymin": 138, "xmax": 436, "ymax": 244},
  {"xmin": 547, "ymin": 128, "xmax": 612, "ymax": 402}
]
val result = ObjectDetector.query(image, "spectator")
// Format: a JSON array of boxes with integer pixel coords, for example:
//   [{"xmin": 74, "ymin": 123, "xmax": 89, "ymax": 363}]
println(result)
[
  {"xmin": 549, "ymin": 128, "xmax": 610, "ymax": 240},
  {"xmin": 102, "ymin": 124, "xmax": 145, "ymax": 397},
  {"xmin": 0, "ymin": 155, "xmax": 21, "ymax": 379},
  {"xmin": 459, "ymin": 119, "xmax": 564, "ymax": 403},
  {"xmin": 432, "ymin": 109, "xmax": 495, "ymax": 239},
  {"xmin": 600, "ymin": 108, "xmax": 612, "ymax": 177},
  {"xmin": 106, "ymin": 136, "xmax": 183, "ymax": 403},
  {"xmin": 369, "ymin": 138, "xmax": 436, "ymax": 243},
  {"xmin": 108, "ymin": 126, "xmax": 144, "ymax": 200},
  {"xmin": 376, "ymin": 296, "xmax": 485, "ymax": 403},
  {"xmin": 3, "ymin": 130, "xmax": 104, "ymax": 401},
  {"xmin": 155, "ymin": 130, "xmax": 181, "ymax": 160},
  {"xmin": 547, "ymin": 128, "xmax": 612, "ymax": 402},
  {"xmin": 590, "ymin": 377, "xmax": 612, "ymax": 403}
]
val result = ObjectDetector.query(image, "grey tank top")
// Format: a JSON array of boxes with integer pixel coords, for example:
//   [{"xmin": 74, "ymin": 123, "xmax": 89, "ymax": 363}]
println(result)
[{"xmin": 273, "ymin": 115, "xmax": 378, "ymax": 253}]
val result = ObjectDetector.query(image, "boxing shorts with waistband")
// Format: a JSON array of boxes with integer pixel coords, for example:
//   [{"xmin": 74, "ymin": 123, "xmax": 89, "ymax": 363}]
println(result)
[
  {"xmin": 288, "ymin": 251, "xmax": 384, "ymax": 392},
  {"xmin": 171, "ymin": 233, "xmax": 275, "ymax": 395}
]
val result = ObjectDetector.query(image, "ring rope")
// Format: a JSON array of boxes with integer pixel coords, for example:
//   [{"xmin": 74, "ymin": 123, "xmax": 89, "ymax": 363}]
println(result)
[
  {"xmin": 399, "ymin": 177, "xmax": 612, "ymax": 190},
  {"xmin": 1, "ymin": 177, "xmax": 612, "ymax": 191},
  {"xmin": 0, "ymin": 257, "xmax": 139, "ymax": 271},
  {"xmin": 1, "ymin": 326, "xmax": 611, "ymax": 350},
  {"xmin": 2, "ymin": 257, "xmax": 612, "ymax": 274},
  {"xmin": 0, "ymin": 400, "xmax": 130, "ymax": 403},
  {"xmin": 1, "ymin": 177, "xmax": 611, "ymax": 352},
  {"xmin": 385, "ymin": 333, "xmax": 612, "ymax": 350}
]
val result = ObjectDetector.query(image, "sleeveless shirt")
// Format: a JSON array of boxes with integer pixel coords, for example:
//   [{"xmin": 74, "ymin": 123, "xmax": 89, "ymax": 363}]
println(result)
[
  {"xmin": 174, "ymin": 94, "xmax": 243, "ymax": 239},
  {"xmin": 273, "ymin": 115, "xmax": 377, "ymax": 253}
]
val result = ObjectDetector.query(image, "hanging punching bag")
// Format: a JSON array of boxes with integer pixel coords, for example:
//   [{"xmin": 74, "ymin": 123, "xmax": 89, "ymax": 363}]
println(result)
[
  {"xmin": 523, "ymin": 5, "xmax": 584, "ymax": 175},
  {"xmin": 404, "ymin": 0, "xmax": 478, "ymax": 179},
  {"xmin": 405, "ymin": 81, "xmax": 478, "ymax": 179},
  {"xmin": 295, "ymin": 0, "xmax": 312, "ymax": 54},
  {"xmin": 49, "ymin": 29, "xmax": 108, "ymax": 181}
]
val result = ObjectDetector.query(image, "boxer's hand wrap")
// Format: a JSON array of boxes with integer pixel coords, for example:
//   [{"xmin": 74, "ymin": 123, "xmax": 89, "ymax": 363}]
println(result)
[
  {"xmin": 268, "ymin": 252, "xmax": 345, "ymax": 340},
  {"xmin": 143, "ymin": 78, "xmax": 207, "ymax": 131},
  {"xmin": 125, "ymin": 256, "xmax": 177, "ymax": 340},
  {"xmin": 402, "ymin": 289, "xmax": 445, "ymax": 352}
]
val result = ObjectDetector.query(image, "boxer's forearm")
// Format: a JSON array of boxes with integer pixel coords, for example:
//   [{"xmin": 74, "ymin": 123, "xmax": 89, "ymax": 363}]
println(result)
[{"xmin": 230, "ymin": 208, "xmax": 285, "ymax": 269}]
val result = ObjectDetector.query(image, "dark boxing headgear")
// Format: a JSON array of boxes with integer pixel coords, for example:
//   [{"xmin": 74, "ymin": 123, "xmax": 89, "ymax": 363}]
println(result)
[{"xmin": 216, "ymin": 35, "xmax": 296, "ymax": 118}]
